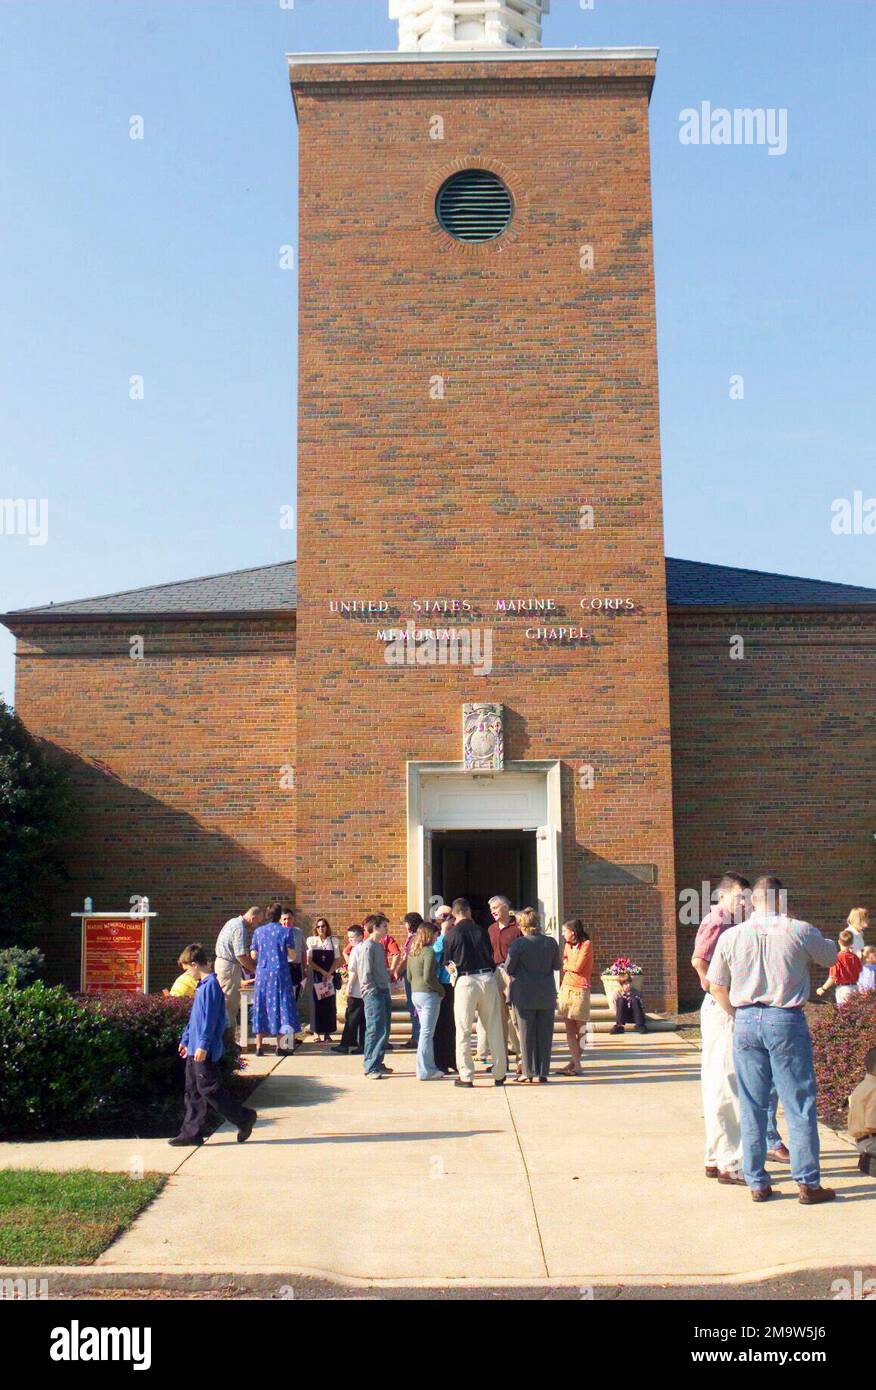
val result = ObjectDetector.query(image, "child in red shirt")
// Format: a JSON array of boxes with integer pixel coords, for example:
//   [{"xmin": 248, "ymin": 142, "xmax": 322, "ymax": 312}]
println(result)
[{"xmin": 817, "ymin": 929, "xmax": 862, "ymax": 1007}]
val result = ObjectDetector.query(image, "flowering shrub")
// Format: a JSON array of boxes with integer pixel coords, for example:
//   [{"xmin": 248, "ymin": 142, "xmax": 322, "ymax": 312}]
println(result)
[
  {"xmin": 0, "ymin": 983, "xmax": 240, "ymax": 1137},
  {"xmin": 604, "ymin": 957, "xmax": 643, "ymax": 978},
  {"xmin": 84, "ymin": 991, "xmax": 240, "ymax": 1099},
  {"xmin": 810, "ymin": 991, "xmax": 876, "ymax": 1128},
  {"xmin": 83, "ymin": 991, "xmax": 193, "ymax": 1106}
]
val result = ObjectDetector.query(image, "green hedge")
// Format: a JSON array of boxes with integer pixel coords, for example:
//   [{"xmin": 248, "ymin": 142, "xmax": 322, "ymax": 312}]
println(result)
[{"xmin": 0, "ymin": 981, "xmax": 240, "ymax": 1138}]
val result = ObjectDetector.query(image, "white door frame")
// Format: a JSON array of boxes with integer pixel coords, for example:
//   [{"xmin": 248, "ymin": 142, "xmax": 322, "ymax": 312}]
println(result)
[{"xmin": 406, "ymin": 760, "xmax": 563, "ymax": 929}]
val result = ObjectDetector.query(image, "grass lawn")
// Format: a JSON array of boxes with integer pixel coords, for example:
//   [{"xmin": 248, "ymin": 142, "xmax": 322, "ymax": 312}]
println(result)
[{"xmin": 0, "ymin": 1169, "xmax": 165, "ymax": 1265}]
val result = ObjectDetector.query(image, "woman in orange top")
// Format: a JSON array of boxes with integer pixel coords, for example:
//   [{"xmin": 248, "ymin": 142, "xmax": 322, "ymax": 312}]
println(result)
[{"xmin": 557, "ymin": 919, "xmax": 592, "ymax": 1076}]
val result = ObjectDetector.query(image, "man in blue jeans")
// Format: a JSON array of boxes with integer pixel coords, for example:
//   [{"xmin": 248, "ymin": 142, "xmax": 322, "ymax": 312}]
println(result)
[
  {"xmin": 360, "ymin": 914, "xmax": 393, "ymax": 1079},
  {"xmin": 692, "ymin": 874, "xmax": 789, "ymax": 1182},
  {"xmin": 707, "ymin": 876, "xmax": 837, "ymax": 1204}
]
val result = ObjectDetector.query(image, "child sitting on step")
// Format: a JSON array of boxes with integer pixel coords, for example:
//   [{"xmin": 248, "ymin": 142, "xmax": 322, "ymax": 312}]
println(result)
[{"xmin": 609, "ymin": 973, "xmax": 647, "ymax": 1034}]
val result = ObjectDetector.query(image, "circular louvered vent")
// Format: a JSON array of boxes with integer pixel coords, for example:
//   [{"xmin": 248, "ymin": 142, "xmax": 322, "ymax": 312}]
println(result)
[{"xmin": 436, "ymin": 169, "xmax": 514, "ymax": 244}]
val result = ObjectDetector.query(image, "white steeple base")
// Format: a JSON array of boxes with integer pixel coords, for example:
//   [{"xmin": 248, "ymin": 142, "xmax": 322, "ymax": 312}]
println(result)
[{"xmin": 389, "ymin": 0, "xmax": 550, "ymax": 52}]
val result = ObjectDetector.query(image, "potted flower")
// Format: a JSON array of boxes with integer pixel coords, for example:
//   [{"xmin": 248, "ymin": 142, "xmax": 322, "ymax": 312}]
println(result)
[{"xmin": 601, "ymin": 957, "xmax": 644, "ymax": 1006}]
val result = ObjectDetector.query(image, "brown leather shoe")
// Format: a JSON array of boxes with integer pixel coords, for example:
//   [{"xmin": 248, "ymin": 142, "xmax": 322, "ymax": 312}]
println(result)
[
  {"xmin": 705, "ymin": 1165, "xmax": 720, "ymax": 1179},
  {"xmin": 798, "ymin": 1184, "xmax": 836, "ymax": 1205},
  {"xmin": 717, "ymin": 1171, "xmax": 746, "ymax": 1186},
  {"xmin": 767, "ymin": 1144, "xmax": 791, "ymax": 1163},
  {"xmin": 751, "ymin": 1186, "xmax": 773, "ymax": 1202}
]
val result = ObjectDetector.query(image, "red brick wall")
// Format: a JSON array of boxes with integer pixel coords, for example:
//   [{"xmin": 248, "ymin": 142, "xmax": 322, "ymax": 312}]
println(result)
[
  {"xmin": 11, "ymin": 600, "xmax": 874, "ymax": 1008},
  {"xmin": 293, "ymin": 57, "xmax": 678, "ymax": 1007},
  {"xmin": 8, "ymin": 618, "xmax": 296, "ymax": 989},
  {"xmin": 669, "ymin": 609, "xmax": 876, "ymax": 1006}
]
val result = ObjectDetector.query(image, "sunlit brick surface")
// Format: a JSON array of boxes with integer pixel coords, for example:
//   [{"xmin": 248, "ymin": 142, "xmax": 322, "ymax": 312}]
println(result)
[{"xmin": 293, "ymin": 56, "xmax": 678, "ymax": 1008}]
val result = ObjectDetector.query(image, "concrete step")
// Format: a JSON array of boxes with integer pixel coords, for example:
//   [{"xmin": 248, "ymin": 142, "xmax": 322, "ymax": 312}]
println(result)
[
  {"xmin": 350, "ymin": 989, "xmax": 672, "ymax": 1034},
  {"xmin": 386, "ymin": 992, "xmax": 616, "ymax": 1013},
  {"xmin": 374, "ymin": 1016, "xmax": 677, "ymax": 1037},
  {"xmin": 343, "ymin": 991, "xmax": 675, "ymax": 1037}
]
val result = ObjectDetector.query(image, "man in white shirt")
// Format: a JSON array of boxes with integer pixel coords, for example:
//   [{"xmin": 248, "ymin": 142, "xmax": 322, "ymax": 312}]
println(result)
[
  {"xmin": 708, "ymin": 876, "xmax": 837, "ymax": 1205},
  {"xmin": 214, "ymin": 906, "xmax": 262, "ymax": 1031}
]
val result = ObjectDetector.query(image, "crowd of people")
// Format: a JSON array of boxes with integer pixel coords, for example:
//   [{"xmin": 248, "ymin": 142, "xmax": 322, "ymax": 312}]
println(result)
[
  {"xmin": 164, "ymin": 883, "xmax": 876, "ymax": 1197},
  {"xmin": 188, "ymin": 893, "xmax": 612, "ymax": 1085},
  {"xmin": 164, "ymin": 894, "xmax": 603, "ymax": 1144}
]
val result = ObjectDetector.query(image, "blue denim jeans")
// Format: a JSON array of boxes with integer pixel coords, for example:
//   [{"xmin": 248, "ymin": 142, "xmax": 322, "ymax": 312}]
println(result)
[
  {"xmin": 733, "ymin": 1006, "xmax": 820, "ymax": 1189},
  {"xmin": 412, "ymin": 991, "xmax": 442, "ymax": 1080},
  {"xmin": 404, "ymin": 973, "xmax": 421, "ymax": 1045},
  {"xmin": 363, "ymin": 988, "xmax": 392, "ymax": 1076},
  {"xmin": 767, "ymin": 1089, "xmax": 782, "ymax": 1153}
]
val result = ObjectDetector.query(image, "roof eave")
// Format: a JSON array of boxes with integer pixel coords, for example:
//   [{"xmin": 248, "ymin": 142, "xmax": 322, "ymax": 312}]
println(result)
[
  {"xmin": 668, "ymin": 602, "xmax": 876, "ymax": 614},
  {"xmin": 288, "ymin": 46, "xmax": 658, "ymax": 115},
  {"xmin": 1, "ymin": 608, "xmax": 297, "ymax": 628},
  {"xmin": 7, "ymin": 603, "xmax": 876, "ymax": 627},
  {"xmin": 288, "ymin": 46, "xmax": 659, "ymax": 67}
]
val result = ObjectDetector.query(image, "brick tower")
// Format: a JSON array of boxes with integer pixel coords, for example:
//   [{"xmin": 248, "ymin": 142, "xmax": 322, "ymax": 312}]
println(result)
[{"xmin": 290, "ymin": 5, "xmax": 678, "ymax": 1007}]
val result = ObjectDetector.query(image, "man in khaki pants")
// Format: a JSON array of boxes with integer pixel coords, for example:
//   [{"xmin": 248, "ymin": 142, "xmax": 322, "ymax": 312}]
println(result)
[
  {"xmin": 214, "ymin": 906, "xmax": 262, "ymax": 1032},
  {"xmin": 476, "ymin": 895, "xmax": 522, "ymax": 1065},
  {"xmin": 444, "ymin": 898, "xmax": 507, "ymax": 1087}
]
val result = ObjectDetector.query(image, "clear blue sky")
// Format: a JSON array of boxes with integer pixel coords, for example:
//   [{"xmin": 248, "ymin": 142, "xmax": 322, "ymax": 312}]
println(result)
[{"xmin": 1, "ymin": 0, "xmax": 874, "ymax": 702}]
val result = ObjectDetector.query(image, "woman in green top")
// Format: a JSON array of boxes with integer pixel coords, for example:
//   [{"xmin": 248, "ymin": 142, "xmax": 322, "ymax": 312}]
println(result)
[{"xmin": 407, "ymin": 923, "xmax": 445, "ymax": 1081}]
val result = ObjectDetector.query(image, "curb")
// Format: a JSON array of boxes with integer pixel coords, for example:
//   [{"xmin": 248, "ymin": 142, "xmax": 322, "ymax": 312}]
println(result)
[{"xmin": 3, "ymin": 1259, "xmax": 874, "ymax": 1295}]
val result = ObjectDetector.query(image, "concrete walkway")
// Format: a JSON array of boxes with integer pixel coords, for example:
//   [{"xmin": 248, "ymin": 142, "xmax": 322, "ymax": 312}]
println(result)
[
  {"xmin": 0, "ymin": 1053, "xmax": 280, "ymax": 1179},
  {"xmin": 3, "ymin": 1034, "xmax": 872, "ymax": 1284}
]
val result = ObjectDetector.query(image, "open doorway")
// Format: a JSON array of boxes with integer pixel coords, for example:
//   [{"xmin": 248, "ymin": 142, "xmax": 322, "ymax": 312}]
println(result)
[{"xmin": 431, "ymin": 829, "xmax": 537, "ymax": 928}]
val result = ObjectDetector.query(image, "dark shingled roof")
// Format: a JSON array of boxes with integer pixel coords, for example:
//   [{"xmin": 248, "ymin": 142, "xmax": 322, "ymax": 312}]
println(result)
[
  {"xmin": 4, "ymin": 557, "xmax": 876, "ymax": 623},
  {"xmin": 5, "ymin": 562, "xmax": 297, "ymax": 619},
  {"xmin": 665, "ymin": 557, "xmax": 876, "ymax": 608}
]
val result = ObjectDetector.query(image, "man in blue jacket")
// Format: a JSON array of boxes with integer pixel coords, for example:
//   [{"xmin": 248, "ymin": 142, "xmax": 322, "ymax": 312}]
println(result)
[{"xmin": 169, "ymin": 946, "xmax": 256, "ymax": 1147}]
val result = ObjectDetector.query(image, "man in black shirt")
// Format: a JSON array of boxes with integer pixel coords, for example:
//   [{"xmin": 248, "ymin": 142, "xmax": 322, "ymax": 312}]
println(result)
[{"xmin": 444, "ymin": 898, "xmax": 507, "ymax": 1087}]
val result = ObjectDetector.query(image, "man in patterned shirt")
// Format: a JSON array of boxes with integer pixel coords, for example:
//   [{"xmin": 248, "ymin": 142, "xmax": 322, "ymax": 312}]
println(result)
[
  {"xmin": 707, "ymin": 876, "xmax": 837, "ymax": 1204},
  {"xmin": 692, "ymin": 874, "xmax": 789, "ymax": 1183}
]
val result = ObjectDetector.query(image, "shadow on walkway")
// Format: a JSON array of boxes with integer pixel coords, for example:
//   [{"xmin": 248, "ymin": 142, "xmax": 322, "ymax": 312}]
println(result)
[
  {"xmin": 240, "ymin": 1129, "xmax": 501, "ymax": 1147},
  {"xmin": 247, "ymin": 1075, "xmax": 345, "ymax": 1111}
]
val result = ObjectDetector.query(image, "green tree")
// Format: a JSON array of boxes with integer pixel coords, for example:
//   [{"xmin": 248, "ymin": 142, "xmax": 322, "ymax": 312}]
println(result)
[{"xmin": 0, "ymin": 701, "xmax": 75, "ymax": 949}]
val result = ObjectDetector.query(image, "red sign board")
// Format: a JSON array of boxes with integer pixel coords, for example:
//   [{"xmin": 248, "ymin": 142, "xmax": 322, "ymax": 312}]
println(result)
[{"xmin": 81, "ymin": 917, "xmax": 148, "ymax": 994}]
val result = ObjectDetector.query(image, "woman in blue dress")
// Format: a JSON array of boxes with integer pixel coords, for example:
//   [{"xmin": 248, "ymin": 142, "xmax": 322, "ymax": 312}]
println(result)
[{"xmin": 250, "ymin": 902, "xmax": 300, "ymax": 1056}]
